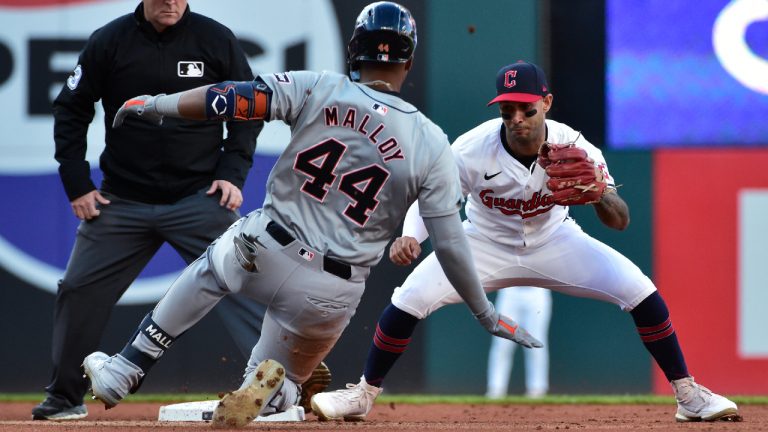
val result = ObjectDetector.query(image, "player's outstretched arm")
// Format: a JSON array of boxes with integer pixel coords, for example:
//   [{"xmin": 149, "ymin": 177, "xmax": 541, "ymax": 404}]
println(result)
[
  {"xmin": 423, "ymin": 213, "xmax": 543, "ymax": 348},
  {"xmin": 113, "ymin": 80, "xmax": 271, "ymax": 128},
  {"xmin": 112, "ymin": 87, "xmax": 208, "ymax": 127}
]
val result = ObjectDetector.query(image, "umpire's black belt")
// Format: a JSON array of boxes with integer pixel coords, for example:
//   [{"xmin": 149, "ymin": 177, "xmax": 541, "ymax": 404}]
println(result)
[{"xmin": 265, "ymin": 221, "xmax": 352, "ymax": 280}]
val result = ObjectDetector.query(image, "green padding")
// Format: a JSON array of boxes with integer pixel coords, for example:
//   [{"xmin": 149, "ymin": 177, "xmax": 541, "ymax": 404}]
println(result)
[{"xmin": 424, "ymin": 0, "xmax": 541, "ymax": 142}]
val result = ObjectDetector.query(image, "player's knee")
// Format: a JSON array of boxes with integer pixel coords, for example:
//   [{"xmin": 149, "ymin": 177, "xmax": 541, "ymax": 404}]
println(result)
[{"xmin": 390, "ymin": 297, "xmax": 430, "ymax": 320}]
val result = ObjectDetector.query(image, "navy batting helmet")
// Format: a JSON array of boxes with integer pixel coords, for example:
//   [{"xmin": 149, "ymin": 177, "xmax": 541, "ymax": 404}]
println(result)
[{"xmin": 347, "ymin": 1, "xmax": 417, "ymax": 75}]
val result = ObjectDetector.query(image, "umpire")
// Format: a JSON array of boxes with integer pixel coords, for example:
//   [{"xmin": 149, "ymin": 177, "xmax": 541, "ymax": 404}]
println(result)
[{"xmin": 33, "ymin": 0, "xmax": 265, "ymax": 420}]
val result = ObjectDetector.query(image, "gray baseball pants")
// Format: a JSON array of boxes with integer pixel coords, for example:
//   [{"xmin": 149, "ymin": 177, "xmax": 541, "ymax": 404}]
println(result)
[
  {"xmin": 146, "ymin": 210, "xmax": 369, "ymax": 384},
  {"xmin": 47, "ymin": 188, "xmax": 265, "ymax": 406}
]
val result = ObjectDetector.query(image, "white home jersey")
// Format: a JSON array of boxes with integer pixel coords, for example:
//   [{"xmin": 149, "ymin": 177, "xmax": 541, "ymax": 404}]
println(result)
[
  {"xmin": 258, "ymin": 70, "xmax": 462, "ymax": 267},
  {"xmin": 453, "ymin": 118, "xmax": 615, "ymax": 249}
]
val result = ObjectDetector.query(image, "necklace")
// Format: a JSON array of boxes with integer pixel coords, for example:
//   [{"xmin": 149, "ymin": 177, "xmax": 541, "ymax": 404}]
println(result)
[{"xmin": 359, "ymin": 80, "xmax": 394, "ymax": 91}]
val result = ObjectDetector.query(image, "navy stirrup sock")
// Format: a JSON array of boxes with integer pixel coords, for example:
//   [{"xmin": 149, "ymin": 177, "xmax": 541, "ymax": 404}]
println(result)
[
  {"xmin": 363, "ymin": 303, "xmax": 420, "ymax": 387},
  {"xmin": 630, "ymin": 291, "xmax": 689, "ymax": 381},
  {"xmin": 118, "ymin": 312, "xmax": 172, "ymax": 375}
]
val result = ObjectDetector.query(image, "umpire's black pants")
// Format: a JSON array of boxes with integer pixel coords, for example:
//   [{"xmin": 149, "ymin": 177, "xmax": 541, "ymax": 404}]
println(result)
[{"xmin": 45, "ymin": 189, "xmax": 265, "ymax": 406}]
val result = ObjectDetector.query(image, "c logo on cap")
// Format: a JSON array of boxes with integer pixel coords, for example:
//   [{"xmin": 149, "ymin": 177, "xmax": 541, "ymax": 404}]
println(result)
[{"xmin": 504, "ymin": 70, "xmax": 518, "ymax": 88}]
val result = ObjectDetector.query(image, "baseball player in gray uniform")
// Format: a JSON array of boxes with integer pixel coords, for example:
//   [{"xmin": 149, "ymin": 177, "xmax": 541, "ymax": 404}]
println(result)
[
  {"xmin": 310, "ymin": 61, "xmax": 741, "ymax": 423},
  {"xmin": 81, "ymin": 2, "xmax": 542, "ymax": 427}
]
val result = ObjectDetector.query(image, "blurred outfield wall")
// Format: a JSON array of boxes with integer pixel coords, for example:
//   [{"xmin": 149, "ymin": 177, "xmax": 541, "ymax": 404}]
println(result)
[{"xmin": 0, "ymin": 0, "xmax": 653, "ymax": 396}]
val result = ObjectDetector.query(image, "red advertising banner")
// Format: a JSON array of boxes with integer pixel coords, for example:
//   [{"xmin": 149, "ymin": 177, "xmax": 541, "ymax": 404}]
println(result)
[{"xmin": 654, "ymin": 149, "xmax": 768, "ymax": 395}]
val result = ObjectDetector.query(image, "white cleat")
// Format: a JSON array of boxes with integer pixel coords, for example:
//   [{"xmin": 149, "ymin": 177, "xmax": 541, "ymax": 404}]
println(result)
[
  {"xmin": 300, "ymin": 361, "xmax": 332, "ymax": 414},
  {"xmin": 671, "ymin": 376, "xmax": 742, "ymax": 422},
  {"xmin": 310, "ymin": 376, "xmax": 382, "ymax": 421},
  {"xmin": 211, "ymin": 359, "xmax": 286, "ymax": 428}
]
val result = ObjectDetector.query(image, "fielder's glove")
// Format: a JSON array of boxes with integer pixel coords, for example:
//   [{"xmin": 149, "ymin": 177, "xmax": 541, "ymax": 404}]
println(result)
[
  {"xmin": 475, "ymin": 303, "xmax": 544, "ymax": 348},
  {"xmin": 537, "ymin": 142, "xmax": 611, "ymax": 206},
  {"xmin": 113, "ymin": 94, "xmax": 165, "ymax": 128}
]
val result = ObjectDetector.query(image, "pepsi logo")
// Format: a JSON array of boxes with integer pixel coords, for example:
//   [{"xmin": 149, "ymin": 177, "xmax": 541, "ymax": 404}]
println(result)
[{"xmin": 0, "ymin": 0, "xmax": 343, "ymax": 303}]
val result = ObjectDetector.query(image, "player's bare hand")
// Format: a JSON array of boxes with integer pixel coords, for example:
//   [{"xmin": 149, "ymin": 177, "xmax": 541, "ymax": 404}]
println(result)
[
  {"xmin": 70, "ymin": 190, "xmax": 110, "ymax": 221},
  {"xmin": 207, "ymin": 180, "xmax": 243, "ymax": 211},
  {"xmin": 389, "ymin": 236, "xmax": 421, "ymax": 266},
  {"xmin": 113, "ymin": 94, "xmax": 165, "ymax": 128},
  {"xmin": 475, "ymin": 303, "xmax": 544, "ymax": 348}
]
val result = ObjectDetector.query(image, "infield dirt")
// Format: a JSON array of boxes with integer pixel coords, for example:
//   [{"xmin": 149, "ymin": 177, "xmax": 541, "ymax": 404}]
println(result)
[{"xmin": 2, "ymin": 401, "xmax": 765, "ymax": 431}]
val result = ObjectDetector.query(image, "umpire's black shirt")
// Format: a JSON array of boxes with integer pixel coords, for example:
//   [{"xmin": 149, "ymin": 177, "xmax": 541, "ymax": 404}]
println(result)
[{"xmin": 54, "ymin": 4, "xmax": 259, "ymax": 204}]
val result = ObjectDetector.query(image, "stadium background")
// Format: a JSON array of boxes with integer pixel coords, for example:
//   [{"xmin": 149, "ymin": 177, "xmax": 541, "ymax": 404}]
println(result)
[{"xmin": 0, "ymin": 0, "xmax": 765, "ymax": 397}]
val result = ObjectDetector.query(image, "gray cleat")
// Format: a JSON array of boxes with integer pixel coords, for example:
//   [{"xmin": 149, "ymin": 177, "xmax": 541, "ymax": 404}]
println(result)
[
  {"xmin": 82, "ymin": 351, "xmax": 144, "ymax": 409},
  {"xmin": 31, "ymin": 397, "xmax": 87, "ymax": 420}
]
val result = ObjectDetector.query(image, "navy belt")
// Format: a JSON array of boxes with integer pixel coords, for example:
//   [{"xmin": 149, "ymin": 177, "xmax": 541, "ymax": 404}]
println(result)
[{"xmin": 265, "ymin": 221, "xmax": 352, "ymax": 280}]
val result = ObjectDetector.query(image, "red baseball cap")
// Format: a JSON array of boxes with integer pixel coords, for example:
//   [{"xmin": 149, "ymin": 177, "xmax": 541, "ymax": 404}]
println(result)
[{"xmin": 487, "ymin": 61, "xmax": 550, "ymax": 106}]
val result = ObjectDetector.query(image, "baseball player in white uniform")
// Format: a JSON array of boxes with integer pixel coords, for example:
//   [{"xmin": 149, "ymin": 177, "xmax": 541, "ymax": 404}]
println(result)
[
  {"xmin": 311, "ymin": 61, "xmax": 741, "ymax": 423},
  {"xmin": 486, "ymin": 286, "xmax": 552, "ymax": 399},
  {"xmin": 80, "ymin": 3, "xmax": 542, "ymax": 427}
]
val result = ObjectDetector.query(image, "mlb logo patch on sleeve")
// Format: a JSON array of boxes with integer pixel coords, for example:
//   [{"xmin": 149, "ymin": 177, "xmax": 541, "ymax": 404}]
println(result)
[
  {"xmin": 178, "ymin": 61, "xmax": 204, "ymax": 77},
  {"xmin": 372, "ymin": 103, "xmax": 388, "ymax": 116},
  {"xmin": 298, "ymin": 248, "xmax": 315, "ymax": 261}
]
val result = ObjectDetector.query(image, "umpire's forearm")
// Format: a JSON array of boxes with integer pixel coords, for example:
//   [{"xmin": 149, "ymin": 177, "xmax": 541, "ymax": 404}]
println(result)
[{"xmin": 423, "ymin": 214, "xmax": 492, "ymax": 317}]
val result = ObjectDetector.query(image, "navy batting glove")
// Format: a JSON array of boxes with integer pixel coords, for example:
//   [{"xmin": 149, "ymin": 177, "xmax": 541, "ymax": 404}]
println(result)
[
  {"xmin": 475, "ymin": 303, "xmax": 544, "ymax": 348},
  {"xmin": 113, "ymin": 94, "xmax": 165, "ymax": 128}
]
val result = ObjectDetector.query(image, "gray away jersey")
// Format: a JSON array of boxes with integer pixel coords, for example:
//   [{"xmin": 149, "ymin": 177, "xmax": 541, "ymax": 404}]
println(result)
[{"xmin": 258, "ymin": 70, "xmax": 462, "ymax": 267}]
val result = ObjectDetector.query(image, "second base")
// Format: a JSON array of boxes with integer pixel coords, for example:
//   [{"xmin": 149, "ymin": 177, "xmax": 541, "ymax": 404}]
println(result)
[{"xmin": 158, "ymin": 400, "xmax": 305, "ymax": 422}]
